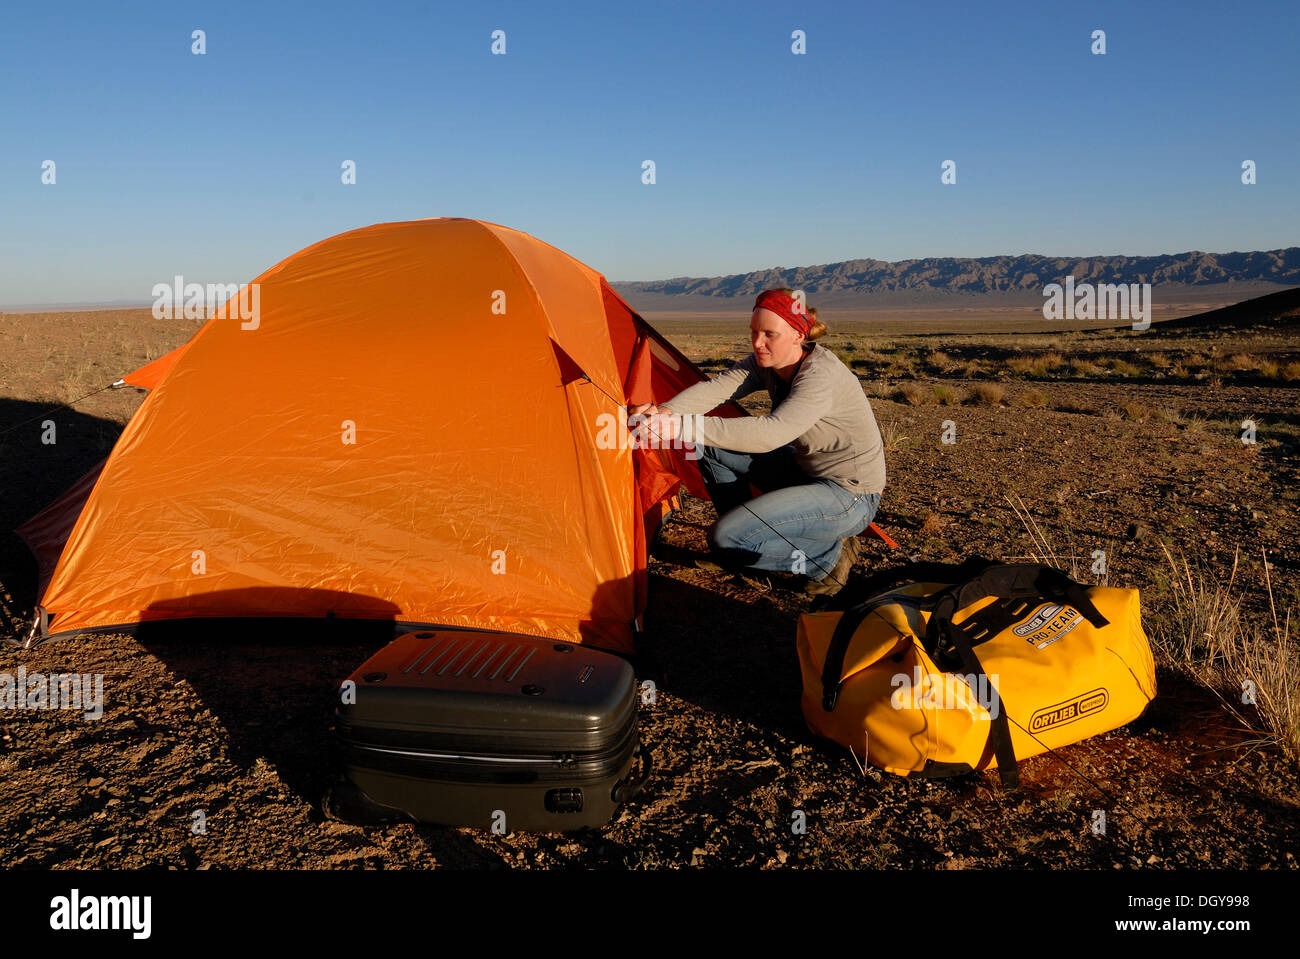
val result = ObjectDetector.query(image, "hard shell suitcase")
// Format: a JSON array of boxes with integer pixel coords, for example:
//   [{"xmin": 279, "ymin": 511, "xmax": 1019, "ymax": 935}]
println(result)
[{"xmin": 332, "ymin": 629, "xmax": 650, "ymax": 831}]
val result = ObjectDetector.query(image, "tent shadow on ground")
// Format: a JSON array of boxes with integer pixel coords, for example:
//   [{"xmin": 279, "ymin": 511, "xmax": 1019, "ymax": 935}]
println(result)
[
  {"xmin": 133, "ymin": 589, "xmax": 404, "ymax": 793},
  {"xmin": 131, "ymin": 591, "xmax": 511, "ymax": 863},
  {"xmin": 0, "ymin": 397, "xmax": 127, "ymax": 635},
  {"xmin": 640, "ymin": 572, "xmax": 810, "ymax": 742},
  {"xmin": 131, "ymin": 580, "xmax": 658, "ymax": 858}
]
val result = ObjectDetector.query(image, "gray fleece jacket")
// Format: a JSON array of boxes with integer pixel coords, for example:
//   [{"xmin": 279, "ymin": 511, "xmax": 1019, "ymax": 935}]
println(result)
[{"xmin": 660, "ymin": 345, "xmax": 887, "ymax": 495}]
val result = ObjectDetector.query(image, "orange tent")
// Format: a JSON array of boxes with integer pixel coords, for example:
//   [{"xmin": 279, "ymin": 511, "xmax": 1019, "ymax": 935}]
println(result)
[{"xmin": 19, "ymin": 218, "xmax": 737, "ymax": 653}]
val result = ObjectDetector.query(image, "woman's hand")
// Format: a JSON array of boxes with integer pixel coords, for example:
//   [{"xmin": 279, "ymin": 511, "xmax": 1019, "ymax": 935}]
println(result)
[
  {"xmin": 621, "ymin": 400, "xmax": 655, "ymax": 426},
  {"xmin": 646, "ymin": 412, "xmax": 681, "ymax": 442},
  {"xmin": 625, "ymin": 410, "xmax": 681, "ymax": 448}
]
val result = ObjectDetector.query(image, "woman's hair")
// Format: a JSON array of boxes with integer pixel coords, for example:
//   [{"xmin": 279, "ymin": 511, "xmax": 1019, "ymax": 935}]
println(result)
[{"xmin": 771, "ymin": 287, "xmax": 828, "ymax": 342}]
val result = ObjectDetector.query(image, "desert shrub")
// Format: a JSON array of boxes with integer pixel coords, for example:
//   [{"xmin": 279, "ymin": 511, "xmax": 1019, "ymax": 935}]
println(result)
[
  {"xmin": 879, "ymin": 419, "xmax": 909, "ymax": 453},
  {"xmin": 970, "ymin": 383, "xmax": 1005, "ymax": 406},
  {"xmin": 1147, "ymin": 352, "xmax": 1173, "ymax": 369},
  {"xmin": 896, "ymin": 382, "xmax": 928, "ymax": 406},
  {"xmin": 918, "ymin": 512, "xmax": 948, "ymax": 535},
  {"xmin": 1015, "ymin": 389, "xmax": 1050, "ymax": 408},
  {"xmin": 1040, "ymin": 351, "xmax": 1065, "ymax": 369},
  {"xmin": 1006, "ymin": 351, "xmax": 1066, "ymax": 377},
  {"xmin": 1122, "ymin": 402, "xmax": 1152, "ymax": 421},
  {"xmin": 1220, "ymin": 352, "xmax": 1260, "ymax": 372},
  {"xmin": 926, "ymin": 350, "xmax": 952, "ymax": 369},
  {"xmin": 884, "ymin": 354, "xmax": 917, "ymax": 378},
  {"xmin": 1151, "ymin": 545, "xmax": 1300, "ymax": 764},
  {"xmin": 1054, "ymin": 401, "xmax": 1096, "ymax": 415},
  {"xmin": 931, "ymin": 384, "xmax": 964, "ymax": 406}
]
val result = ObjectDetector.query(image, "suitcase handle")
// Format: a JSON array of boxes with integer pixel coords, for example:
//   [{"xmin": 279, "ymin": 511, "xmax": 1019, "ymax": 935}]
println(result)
[{"xmin": 611, "ymin": 741, "xmax": 653, "ymax": 804}]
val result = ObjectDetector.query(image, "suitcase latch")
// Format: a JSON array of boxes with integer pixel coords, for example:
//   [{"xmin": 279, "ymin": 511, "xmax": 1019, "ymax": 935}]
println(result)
[{"xmin": 545, "ymin": 788, "xmax": 584, "ymax": 813}]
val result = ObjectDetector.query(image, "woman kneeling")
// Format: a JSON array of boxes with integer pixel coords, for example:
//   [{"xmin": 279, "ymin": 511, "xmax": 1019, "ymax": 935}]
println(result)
[{"xmin": 632, "ymin": 288, "xmax": 887, "ymax": 596}]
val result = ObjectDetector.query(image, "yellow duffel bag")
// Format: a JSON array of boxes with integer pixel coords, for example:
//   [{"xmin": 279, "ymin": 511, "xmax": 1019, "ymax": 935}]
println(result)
[{"xmin": 797, "ymin": 558, "xmax": 1157, "ymax": 790}]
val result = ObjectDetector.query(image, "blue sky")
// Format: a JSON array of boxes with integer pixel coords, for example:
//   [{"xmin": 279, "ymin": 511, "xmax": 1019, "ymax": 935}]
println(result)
[{"xmin": 1, "ymin": 0, "xmax": 1296, "ymax": 304}]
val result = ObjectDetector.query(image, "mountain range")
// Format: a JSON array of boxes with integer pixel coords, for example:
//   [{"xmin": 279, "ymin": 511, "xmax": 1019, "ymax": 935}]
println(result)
[{"xmin": 612, "ymin": 248, "xmax": 1300, "ymax": 298}]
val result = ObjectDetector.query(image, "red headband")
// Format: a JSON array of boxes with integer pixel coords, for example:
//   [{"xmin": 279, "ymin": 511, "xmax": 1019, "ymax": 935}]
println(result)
[{"xmin": 753, "ymin": 290, "xmax": 813, "ymax": 337}]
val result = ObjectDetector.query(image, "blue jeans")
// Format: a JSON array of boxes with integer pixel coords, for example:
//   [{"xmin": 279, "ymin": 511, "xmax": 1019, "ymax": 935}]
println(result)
[{"xmin": 696, "ymin": 444, "xmax": 882, "ymax": 581}]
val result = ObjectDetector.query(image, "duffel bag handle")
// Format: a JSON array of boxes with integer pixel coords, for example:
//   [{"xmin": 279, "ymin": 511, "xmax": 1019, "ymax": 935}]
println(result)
[
  {"xmin": 819, "ymin": 557, "xmax": 1005, "ymax": 708},
  {"xmin": 923, "ymin": 564, "xmax": 1109, "ymax": 656},
  {"xmin": 820, "ymin": 593, "xmax": 919, "ymax": 712},
  {"xmin": 922, "ymin": 563, "xmax": 1109, "ymax": 792}
]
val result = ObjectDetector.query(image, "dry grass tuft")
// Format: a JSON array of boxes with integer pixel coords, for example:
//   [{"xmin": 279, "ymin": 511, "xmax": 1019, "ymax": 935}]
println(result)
[
  {"xmin": 970, "ymin": 383, "xmax": 1005, "ymax": 406},
  {"xmin": 1054, "ymin": 400, "xmax": 1096, "ymax": 415},
  {"xmin": 879, "ymin": 419, "xmax": 910, "ymax": 453},
  {"xmin": 1152, "ymin": 545, "xmax": 1299, "ymax": 764},
  {"xmin": 885, "ymin": 354, "xmax": 917, "ymax": 378},
  {"xmin": 1220, "ymin": 352, "xmax": 1261, "ymax": 372},
  {"xmin": 1150, "ymin": 544, "xmax": 1244, "ymax": 666},
  {"xmin": 918, "ymin": 512, "xmax": 949, "ymax": 535},
  {"xmin": 926, "ymin": 350, "xmax": 952, "ymax": 370},
  {"xmin": 1015, "ymin": 388, "xmax": 1050, "ymax": 408},
  {"xmin": 931, "ymin": 384, "xmax": 964, "ymax": 406},
  {"xmin": 1004, "ymin": 492, "xmax": 1088, "ymax": 579},
  {"xmin": 896, "ymin": 382, "xmax": 928, "ymax": 406},
  {"xmin": 1005, "ymin": 351, "xmax": 1066, "ymax": 378}
]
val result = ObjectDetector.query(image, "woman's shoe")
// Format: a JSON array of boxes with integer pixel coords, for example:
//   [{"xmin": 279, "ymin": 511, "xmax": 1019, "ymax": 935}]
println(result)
[{"xmin": 804, "ymin": 536, "xmax": 860, "ymax": 597}]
